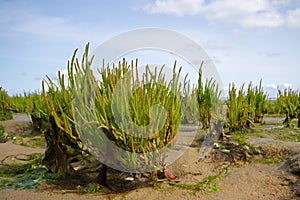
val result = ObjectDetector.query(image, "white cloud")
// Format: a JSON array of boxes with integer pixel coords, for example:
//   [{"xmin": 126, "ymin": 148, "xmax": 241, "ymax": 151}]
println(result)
[
  {"xmin": 143, "ymin": 0, "xmax": 205, "ymax": 16},
  {"xmin": 141, "ymin": 0, "xmax": 300, "ymax": 29},
  {"xmin": 205, "ymin": 0, "xmax": 269, "ymax": 20},
  {"xmin": 237, "ymin": 12, "xmax": 284, "ymax": 28}
]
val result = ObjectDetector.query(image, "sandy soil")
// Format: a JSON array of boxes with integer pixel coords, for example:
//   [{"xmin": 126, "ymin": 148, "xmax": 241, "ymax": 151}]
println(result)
[{"xmin": 0, "ymin": 114, "xmax": 299, "ymax": 200}]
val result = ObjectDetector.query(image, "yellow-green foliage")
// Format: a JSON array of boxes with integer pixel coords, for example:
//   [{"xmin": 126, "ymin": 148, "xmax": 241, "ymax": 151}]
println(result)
[
  {"xmin": 72, "ymin": 44, "xmax": 182, "ymax": 170},
  {"xmin": 10, "ymin": 92, "xmax": 48, "ymax": 133},
  {"xmin": 42, "ymin": 72, "xmax": 77, "ymax": 139},
  {"xmin": 38, "ymin": 44, "xmax": 182, "ymax": 172},
  {"xmin": 10, "ymin": 92, "xmax": 47, "ymax": 118},
  {"xmin": 181, "ymin": 79, "xmax": 198, "ymax": 124},
  {"xmin": 196, "ymin": 64, "xmax": 222, "ymax": 129},
  {"xmin": 0, "ymin": 87, "xmax": 12, "ymax": 121},
  {"xmin": 276, "ymin": 89, "xmax": 299, "ymax": 127},
  {"xmin": 99, "ymin": 61, "xmax": 181, "ymax": 149},
  {"xmin": 42, "ymin": 56, "xmax": 84, "ymax": 165},
  {"xmin": 226, "ymin": 83, "xmax": 250, "ymax": 131},
  {"xmin": 10, "ymin": 94, "xmax": 28, "ymax": 113},
  {"xmin": 246, "ymin": 80, "xmax": 268, "ymax": 123},
  {"xmin": 226, "ymin": 81, "xmax": 268, "ymax": 132},
  {"xmin": 0, "ymin": 87, "xmax": 11, "ymax": 112},
  {"xmin": 181, "ymin": 65, "xmax": 223, "ymax": 129},
  {"xmin": 28, "ymin": 93, "xmax": 47, "ymax": 120}
]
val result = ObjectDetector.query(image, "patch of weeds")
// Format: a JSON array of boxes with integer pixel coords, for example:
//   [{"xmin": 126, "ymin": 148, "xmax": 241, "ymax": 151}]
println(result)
[
  {"xmin": 0, "ymin": 167, "xmax": 48, "ymax": 189},
  {"xmin": 294, "ymin": 134, "xmax": 300, "ymax": 142},
  {"xmin": 170, "ymin": 173, "xmax": 221, "ymax": 194},
  {"xmin": 206, "ymin": 182, "xmax": 221, "ymax": 193},
  {"xmin": 0, "ymin": 153, "xmax": 43, "ymax": 177},
  {"xmin": 247, "ymin": 125, "xmax": 300, "ymax": 143},
  {"xmin": 231, "ymin": 133, "xmax": 247, "ymax": 145},
  {"xmin": 275, "ymin": 129, "xmax": 300, "ymax": 142},
  {"xmin": 0, "ymin": 162, "xmax": 33, "ymax": 177},
  {"xmin": 0, "ymin": 125, "xmax": 11, "ymax": 142},
  {"xmin": 25, "ymin": 137, "xmax": 46, "ymax": 148},
  {"xmin": 0, "ymin": 153, "xmax": 63, "ymax": 190},
  {"xmin": 0, "ymin": 111, "xmax": 13, "ymax": 121},
  {"xmin": 264, "ymin": 127, "xmax": 300, "ymax": 142},
  {"xmin": 188, "ymin": 190, "xmax": 197, "ymax": 196},
  {"xmin": 248, "ymin": 127, "xmax": 268, "ymax": 138},
  {"xmin": 75, "ymin": 183, "xmax": 109, "ymax": 194},
  {"xmin": 12, "ymin": 136, "xmax": 25, "ymax": 146},
  {"xmin": 254, "ymin": 154, "xmax": 282, "ymax": 164},
  {"xmin": 86, "ymin": 183, "xmax": 102, "ymax": 194},
  {"xmin": 0, "ymin": 167, "xmax": 64, "ymax": 190},
  {"xmin": 12, "ymin": 136, "xmax": 46, "ymax": 148},
  {"xmin": 153, "ymin": 181, "xmax": 162, "ymax": 189},
  {"xmin": 230, "ymin": 133, "xmax": 260, "ymax": 155},
  {"xmin": 0, "ymin": 125, "xmax": 4, "ymax": 135}
]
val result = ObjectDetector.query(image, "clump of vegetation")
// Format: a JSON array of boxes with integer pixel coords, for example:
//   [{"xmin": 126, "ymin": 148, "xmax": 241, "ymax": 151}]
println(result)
[
  {"xmin": 250, "ymin": 126, "xmax": 300, "ymax": 142},
  {"xmin": 169, "ymin": 171, "xmax": 224, "ymax": 194},
  {"xmin": 181, "ymin": 79, "xmax": 198, "ymax": 124},
  {"xmin": 181, "ymin": 63, "xmax": 223, "ymax": 130},
  {"xmin": 10, "ymin": 92, "xmax": 49, "ymax": 134},
  {"xmin": 0, "ymin": 124, "xmax": 9, "ymax": 143},
  {"xmin": 0, "ymin": 124, "xmax": 5, "ymax": 135},
  {"xmin": 36, "ymin": 44, "xmax": 183, "ymax": 187},
  {"xmin": 0, "ymin": 153, "xmax": 63, "ymax": 190},
  {"xmin": 247, "ymin": 80, "xmax": 268, "ymax": 123},
  {"xmin": 225, "ymin": 81, "xmax": 268, "ymax": 132},
  {"xmin": 0, "ymin": 87, "xmax": 10, "ymax": 111},
  {"xmin": 225, "ymin": 83, "xmax": 250, "ymax": 131},
  {"xmin": 27, "ymin": 93, "xmax": 48, "ymax": 134},
  {"xmin": 12, "ymin": 136, "xmax": 46, "ymax": 148},
  {"xmin": 0, "ymin": 153, "xmax": 43, "ymax": 177},
  {"xmin": 196, "ymin": 64, "xmax": 222, "ymax": 130},
  {"xmin": 0, "ymin": 111, "xmax": 12, "ymax": 121},
  {"xmin": 10, "ymin": 93, "xmax": 31, "ymax": 113},
  {"xmin": 73, "ymin": 46, "xmax": 182, "ymax": 184},
  {"xmin": 42, "ymin": 62, "xmax": 85, "ymax": 176},
  {"xmin": 265, "ymin": 88, "xmax": 300, "ymax": 128},
  {"xmin": 276, "ymin": 89, "xmax": 300, "ymax": 127},
  {"xmin": 0, "ymin": 87, "xmax": 12, "ymax": 121},
  {"xmin": 255, "ymin": 154, "xmax": 282, "ymax": 164},
  {"xmin": 85, "ymin": 183, "xmax": 105, "ymax": 194}
]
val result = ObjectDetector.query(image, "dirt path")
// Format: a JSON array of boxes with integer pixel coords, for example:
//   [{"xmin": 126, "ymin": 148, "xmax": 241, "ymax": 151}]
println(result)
[
  {"xmin": 206, "ymin": 163, "xmax": 296, "ymax": 200},
  {"xmin": 0, "ymin": 113, "xmax": 32, "ymax": 135},
  {"xmin": 0, "ymin": 140, "xmax": 44, "ymax": 165},
  {"xmin": 0, "ymin": 114, "xmax": 299, "ymax": 200}
]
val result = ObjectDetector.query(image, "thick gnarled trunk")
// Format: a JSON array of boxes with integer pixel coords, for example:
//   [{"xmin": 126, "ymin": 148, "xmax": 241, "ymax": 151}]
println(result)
[{"xmin": 42, "ymin": 117, "xmax": 77, "ymax": 176}]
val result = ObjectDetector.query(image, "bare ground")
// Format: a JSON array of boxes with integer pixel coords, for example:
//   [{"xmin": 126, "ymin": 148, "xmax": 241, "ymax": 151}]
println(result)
[{"xmin": 0, "ymin": 114, "xmax": 299, "ymax": 200}]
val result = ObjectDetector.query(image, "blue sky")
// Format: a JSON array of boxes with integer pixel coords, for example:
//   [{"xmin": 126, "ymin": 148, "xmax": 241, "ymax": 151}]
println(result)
[{"xmin": 0, "ymin": 0, "xmax": 299, "ymax": 97}]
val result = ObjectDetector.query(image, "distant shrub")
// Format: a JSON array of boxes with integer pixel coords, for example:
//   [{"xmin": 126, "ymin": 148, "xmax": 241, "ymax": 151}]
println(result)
[
  {"xmin": 276, "ymin": 89, "xmax": 300, "ymax": 127},
  {"xmin": 0, "ymin": 87, "xmax": 12, "ymax": 121}
]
